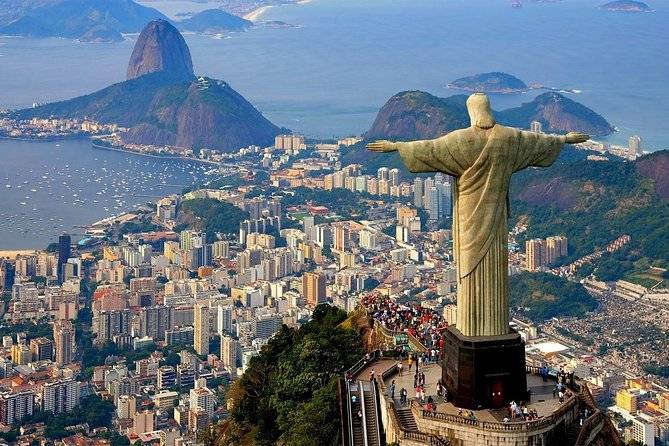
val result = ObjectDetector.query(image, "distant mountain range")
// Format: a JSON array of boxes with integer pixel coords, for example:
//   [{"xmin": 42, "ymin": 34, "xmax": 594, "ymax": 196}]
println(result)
[
  {"xmin": 365, "ymin": 90, "xmax": 614, "ymax": 141},
  {"xmin": 0, "ymin": 0, "xmax": 253, "ymax": 42},
  {"xmin": 13, "ymin": 20, "xmax": 284, "ymax": 152}
]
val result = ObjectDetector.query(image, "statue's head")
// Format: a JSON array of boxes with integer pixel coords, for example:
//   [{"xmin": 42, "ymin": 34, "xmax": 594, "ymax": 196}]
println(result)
[{"xmin": 467, "ymin": 93, "xmax": 495, "ymax": 129}]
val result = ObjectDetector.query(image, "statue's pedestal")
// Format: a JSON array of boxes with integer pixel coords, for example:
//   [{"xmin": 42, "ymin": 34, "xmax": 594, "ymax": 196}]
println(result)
[{"xmin": 442, "ymin": 326, "xmax": 528, "ymax": 410}]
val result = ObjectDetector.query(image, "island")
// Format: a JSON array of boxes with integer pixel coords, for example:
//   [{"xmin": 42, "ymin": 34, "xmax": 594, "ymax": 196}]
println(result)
[
  {"xmin": 448, "ymin": 72, "xmax": 535, "ymax": 94},
  {"xmin": 600, "ymin": 0, "xmax": 653, "ymax": 12}
]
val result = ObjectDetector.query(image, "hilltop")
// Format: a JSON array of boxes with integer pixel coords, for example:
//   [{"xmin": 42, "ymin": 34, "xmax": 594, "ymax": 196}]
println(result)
[
  {"xmin": 511, "ymin": 150, "xmax": 669, "ymax": 277},
  {"xmin": 177, "ymin": 9, "xmax": 252, "ymax": 34},
  {"xmin": 365, "ymin": 91, "xmax": 469, "ymax": 141},
  {"xmin": 13, "ymin": 20, "xmax": 283, "ymax": 152},
  {"xmin": 363, "ymin": 90, "xmax": 613, "ymax": 144}
]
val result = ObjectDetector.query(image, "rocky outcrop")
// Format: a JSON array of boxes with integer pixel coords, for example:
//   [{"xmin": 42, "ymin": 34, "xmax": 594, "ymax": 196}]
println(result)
[
  {"xmin": 127, "ymin": 19, "xmax": 194, "ymax": 81},
  {"xmin": 497, "ymin": 92, "xmax": 615, "ymax": 137},
  {"xmin": 636, "ymin": 150, "xmax": 669, "ymax": 199},
  {"xmin": 15, "ymin": 21, "xmax": 283, "ymax": 152},
  {"xmin": 364, "ymin": 91, "xmax": 469, "ymax": 141},
  {"xmin": 177, "ymin": 9, "xmax": 252, "ymax": 33},
  {"xmin": 365, "ymin": 90, "xmax": 613, "ymax": 142}
]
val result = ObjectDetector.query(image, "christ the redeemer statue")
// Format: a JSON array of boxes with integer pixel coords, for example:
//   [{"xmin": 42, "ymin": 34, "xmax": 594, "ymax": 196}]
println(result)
[{"xmin": 368, "ymin": 93, "xmax": 588, "ymax": 337}]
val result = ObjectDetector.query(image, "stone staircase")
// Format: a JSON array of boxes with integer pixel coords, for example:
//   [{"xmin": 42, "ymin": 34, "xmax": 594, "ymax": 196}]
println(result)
[{"xmin": 396, "ymin": 406, "xmax": 419, "ymax": 431}]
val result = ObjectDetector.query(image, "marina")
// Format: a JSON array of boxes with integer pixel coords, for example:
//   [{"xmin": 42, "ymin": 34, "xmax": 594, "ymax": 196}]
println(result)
[{"xmin": 0, "ymin": 138, "xmax": 217, "ymax": 249}]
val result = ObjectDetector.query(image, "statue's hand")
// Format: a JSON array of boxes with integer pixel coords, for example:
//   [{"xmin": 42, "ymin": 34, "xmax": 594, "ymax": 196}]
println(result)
[
  {"xmin": 565, "ymin": 132, "xmax": 589, "ymax": 144},
  {"xmin": 366, "ymin": 140, "xmax": 397, "ymax": 153}
]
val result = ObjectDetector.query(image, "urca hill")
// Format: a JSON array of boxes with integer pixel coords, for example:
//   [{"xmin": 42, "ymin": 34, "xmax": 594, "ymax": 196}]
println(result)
[{"xmin": 13, "ymin": 20, "xmax": 284, "ymax": 153}]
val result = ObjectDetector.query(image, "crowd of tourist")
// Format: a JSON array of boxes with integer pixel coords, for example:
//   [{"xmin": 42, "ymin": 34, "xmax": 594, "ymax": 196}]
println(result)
[{"xmin": 361, "ymin": 294, "xmax": 448, "ymax": 355}]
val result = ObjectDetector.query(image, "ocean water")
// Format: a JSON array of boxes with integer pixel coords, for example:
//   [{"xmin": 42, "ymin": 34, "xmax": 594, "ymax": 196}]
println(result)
[
  {"xmin": 0, "ymin": 0, "xmax": 667, "ymax": 148},
  {"xmin": 0, "ymin": 139, "xmax": 214, "ymax": 249},
  {"xmin": 0, "ymin": 0, "xmax": 667, "ymax": 248}
]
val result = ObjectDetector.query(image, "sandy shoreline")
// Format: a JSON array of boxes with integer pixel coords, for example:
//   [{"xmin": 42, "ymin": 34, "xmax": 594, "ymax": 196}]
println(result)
[
  {"xmin": 244, "ymin": 0, "xmax": 313, "ymax": 21},
  {"xmin": 244, "ymin": 5, "xmax": 274, "ymax": 21},
  {"xmin": 0, "ymin": 250, "xmax": 38, "ymax": 259}
]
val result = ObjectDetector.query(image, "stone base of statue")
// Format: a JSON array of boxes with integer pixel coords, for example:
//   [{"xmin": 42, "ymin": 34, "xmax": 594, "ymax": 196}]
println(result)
[{"xmin": 442, "ymin": 326, "xmax": 528, "ymax": 410}]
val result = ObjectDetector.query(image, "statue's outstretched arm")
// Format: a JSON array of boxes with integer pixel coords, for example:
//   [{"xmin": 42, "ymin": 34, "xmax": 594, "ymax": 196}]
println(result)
[
  {"xmin": 367, "ymin": 135, "xmax": 461, "ymax": 175},
  {"xmin": 514, "ymin": 130, "xmax": 589, "ymax": 171}
]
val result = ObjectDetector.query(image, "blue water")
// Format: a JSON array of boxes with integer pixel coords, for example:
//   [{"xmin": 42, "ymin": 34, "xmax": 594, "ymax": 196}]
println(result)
[
  {"xmin": 0, "ymin": 139, "xmax": 214, "ymax": 249},
  {"xmin": 0, "ymin": 0, "xmax": 667, "ymax": 247},
  {"xmin": 0, "ymin": 0, "xmax": 667, "ymax": 148}
]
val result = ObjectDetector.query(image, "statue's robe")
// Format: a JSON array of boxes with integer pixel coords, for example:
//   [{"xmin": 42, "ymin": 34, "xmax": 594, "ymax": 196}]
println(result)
[{"xmin": 397, "ymin": 124, "xmax": 565, "ymax": 337}]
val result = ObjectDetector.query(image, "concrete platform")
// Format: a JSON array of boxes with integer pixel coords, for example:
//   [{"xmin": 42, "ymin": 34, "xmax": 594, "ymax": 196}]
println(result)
[{"xmin": 355, "ymin": 358, "xmax": 571, "ymax": 423}]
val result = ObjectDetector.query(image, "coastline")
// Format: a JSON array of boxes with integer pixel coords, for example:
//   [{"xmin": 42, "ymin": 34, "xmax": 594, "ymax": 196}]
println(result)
[
  {"xmin": 0, "ymin": 249, "xmax": 37, "ymax": 259},
  {"xmin": 91, "ymin": 142, "xmax": 221, "ymax": 166},
  {"xmin": 244, "ymin": 6, "xmax": 274, "ymax": 21},
  {"xmin": 244, "ymin": 0, "xmax": 313, "ymax": 22},
  {"xmin": 0, "ymin": 134, "xmax": 90, "ymax": 142}
]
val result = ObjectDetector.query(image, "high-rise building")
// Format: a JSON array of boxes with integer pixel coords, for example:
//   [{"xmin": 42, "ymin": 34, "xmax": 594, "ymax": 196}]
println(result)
[
  {"xmin": 628, "ymin": 417, "xmax": 654, "ymax": 446},
  {"xmin": 53, "ymin": 320, "xmax": 75, "ymax": 366},
  {"xmin": 57, "ymin": 234, "xmax": 71, "ymax": 283},
  {"xmin": 530, "ymin": 121, "xmax": 543, "ymax": 133},
  {"xmin": 10, "ymin": 344, "xmax": 31, "ymax": 365},
  {"xmin": 157, "ymin": 366, "xmax": 176, "ymax": 390},
  {"xmin": 0, "ymin": 390, "xmax": 35, "ymax": 425},
  {"xmin": 133, "ymin": 410, "xmax": 155, "ymax": 435},
  {"xmin": 377, "ymin": 167, "xmax": 389, "ymax": 181},
  {"xmin": 166, "ymin": 326, "xmax": 194, "ymax": 346},
  {"xmin": 189, "ymin": 381, "xmax": 215, "ymax": 418},
  {"xmin": 42, "ymin": 378, "xmax": 80, "ymax": 415},
  {"xmin": 302, "ymin": 271, "xmax": 326, "ymax": 307},
  {"xmin": 413, "ymin": 177, "xmax": 424, "ymax": 208},
  {"xmin": 140, "ymin": 306, "xmax": 171, "ymax": 341},
  {"xmin": 616, "ymin": 388, "xmax": 639, "ymax": 414},
  {"xmin": 177, "ymin": 364, "xmax": 196, "ymax": 389},
  {"xmin": 217, "ymin": 304, "xmax": 233, "ymax": 336},
  {"xmin": 212, "ymin": 241, "xmax": 230, "ymax": 259},
  {"xmin": 193, "ymin": 303, "xmax": 210, "ymax": 356},
  {"xmin": 389, "ymin": 168, "xmax": 400, "ymax": 186},
  {"xmin": 255, "ymin": 314, "xmax": 283, "ymax": 339},
  {"xmin": 333, "ymin": 225, "xmax": 350, "ymax": 252},
  {"xmin": 95, "ymin": 309, "xmax": 132, "ymax": 344},
  {"xmin": 525, "ymin": 239, "xmax": 545, "ymax": 272},
  {"xmin": 117, "ymin": 394, "xmax": 136, "ymax": 419},
  {"xmin": 29, "ymin": 337, "xmax": 53, "ymax": 362},
  {"xmin": 220, "ymin": 336, "xmax": 239, "ymax": 373},
  {"xmin": 545, "ymin": 236, "xmax": 568, "ymax": 264},
  {"xmin": 629, "ymin": 135, "xmax": 642, "ymax": 156}
]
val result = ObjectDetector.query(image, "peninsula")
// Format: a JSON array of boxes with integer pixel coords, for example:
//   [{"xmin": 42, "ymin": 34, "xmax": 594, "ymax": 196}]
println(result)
[{"xmin": 11, "ymin": 20, "xmax": 284, "ymax": 152}]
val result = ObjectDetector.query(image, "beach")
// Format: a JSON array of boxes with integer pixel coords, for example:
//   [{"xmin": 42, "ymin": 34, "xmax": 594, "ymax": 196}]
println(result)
[
  {"xmin": 0, "ymin": 250, "xmax": 37, "ymax": 260},
  {"xmin": 244, "ymin": 5, "xmax": 274, "ymax": 21}
]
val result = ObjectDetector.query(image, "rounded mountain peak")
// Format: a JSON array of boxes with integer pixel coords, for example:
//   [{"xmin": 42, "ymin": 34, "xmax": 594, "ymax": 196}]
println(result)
[{"xmin": 127, "ymin": 19, "xmax": 194, "ymax": 81}]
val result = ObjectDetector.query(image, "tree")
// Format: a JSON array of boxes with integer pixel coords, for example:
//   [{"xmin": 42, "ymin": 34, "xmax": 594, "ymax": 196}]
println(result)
[{"xmin": 220, "ymin": 305, "xmax": 363, "ymax": 446}]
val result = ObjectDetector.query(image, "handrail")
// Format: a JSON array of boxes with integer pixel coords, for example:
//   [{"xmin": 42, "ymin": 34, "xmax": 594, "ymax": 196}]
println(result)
[
  {"xmin": 387, "ymin": 400, "xmax": 449, "ymax": 446},
  {"xmin": 345, "ymin": 380, "xmax": 355, "ymax": 446},
  {"xmin": 413, "ymin": 394, "xmax": 578, "ymax": 433},
  {"xmin": 359, "ymin": 381, "xmax": 370, "ymax": 446},
  {"xmin": 370, "ymin": 379, "xmax": 382, "ymax": 446},
  {"xmin": 574, "ymin": 411, "xmax": 604, "ymax": 446},
  {"xmin": 373, "ymin": 319, "xmax": 428, "ymax": 352},
  {"xmin": 346, "ymin": 350, "xmax": 381, "ymax": 379}
]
